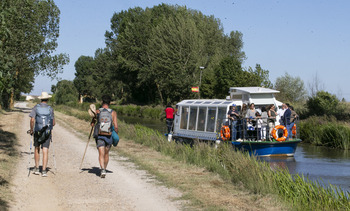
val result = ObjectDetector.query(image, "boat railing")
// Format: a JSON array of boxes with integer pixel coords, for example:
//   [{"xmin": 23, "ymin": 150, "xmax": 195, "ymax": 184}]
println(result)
[{"xmin": 220, "ymin": 117, "xmax": 300, "ymax": 142}]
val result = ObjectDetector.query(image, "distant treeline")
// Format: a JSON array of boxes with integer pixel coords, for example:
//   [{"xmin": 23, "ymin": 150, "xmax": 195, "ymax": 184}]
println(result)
[{"xmin": 68, "ymin": 4, "xmax": 272, "ymax": 105}]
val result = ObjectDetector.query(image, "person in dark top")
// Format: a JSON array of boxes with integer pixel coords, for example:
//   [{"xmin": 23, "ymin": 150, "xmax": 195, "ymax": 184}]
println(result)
[
  {"xmin": 227, "ymin": 105, "xmax": 239, "ymax": 141},
  {"xmin": 165, "ymin": 105, "xmax": 175, "ymax": 134}
]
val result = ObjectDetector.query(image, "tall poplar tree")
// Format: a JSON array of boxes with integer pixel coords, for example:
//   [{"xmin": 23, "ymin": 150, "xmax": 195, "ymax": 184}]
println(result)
[{"xmin": 0, "ymin": 0, "xmax": 68, "ymax": 108}]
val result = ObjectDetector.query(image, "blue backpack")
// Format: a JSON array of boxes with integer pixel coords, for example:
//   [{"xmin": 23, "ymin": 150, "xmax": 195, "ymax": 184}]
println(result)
[{"xmin": 34, "ymin": 104, "xmax": 53, "ymax": 143}]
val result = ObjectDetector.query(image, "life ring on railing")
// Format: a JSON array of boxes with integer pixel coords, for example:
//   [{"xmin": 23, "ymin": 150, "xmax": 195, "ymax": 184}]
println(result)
[
  {"xmin": 271, "ymin": 125, "xmax": 288, "ymax": 142},
  {"xmin": 292, "ymin": 124, "xmax": 297, "ymax": 137},
  {"xmin": 220, "ymin": 125, "xmax": 230, "ymax": 141}
]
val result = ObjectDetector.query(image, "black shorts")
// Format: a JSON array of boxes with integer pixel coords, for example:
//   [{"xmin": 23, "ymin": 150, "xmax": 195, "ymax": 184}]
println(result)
[{"xmin": 33, "ymin": 134, "xmax": 51, "ymax": 149}]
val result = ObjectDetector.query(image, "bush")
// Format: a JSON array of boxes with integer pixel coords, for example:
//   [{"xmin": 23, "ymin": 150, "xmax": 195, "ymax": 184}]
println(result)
[{"xmin": 300, "ymin": 116, "xmax": 350, "ymax": 150}]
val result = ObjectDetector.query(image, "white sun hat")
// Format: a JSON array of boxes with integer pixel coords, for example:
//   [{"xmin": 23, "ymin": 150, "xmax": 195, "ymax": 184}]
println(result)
[{"xmin": 38, "ymin": 92, "xmax": 52, "ymax": 99}]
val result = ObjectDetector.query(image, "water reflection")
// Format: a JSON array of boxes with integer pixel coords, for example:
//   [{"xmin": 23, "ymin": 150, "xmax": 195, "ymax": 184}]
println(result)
[{"xmin": 261, "ymin": 144, "xmax": 350, "ymax": 193}]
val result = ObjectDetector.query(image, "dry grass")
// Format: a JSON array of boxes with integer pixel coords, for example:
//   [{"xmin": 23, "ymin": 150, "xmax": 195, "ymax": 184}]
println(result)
[
  {"xmin": 0, "ymin": 109, "xmax": 22, "ymax": 210},
  {"xmin": 55, "ymin": 110, "xmax": 287, "ymax": 210}
]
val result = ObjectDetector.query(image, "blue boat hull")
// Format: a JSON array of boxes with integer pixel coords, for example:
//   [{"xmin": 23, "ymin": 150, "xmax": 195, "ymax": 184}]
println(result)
[{"xmin": 232, "ymin": 139, "xmax": 302, "ymax": 157}]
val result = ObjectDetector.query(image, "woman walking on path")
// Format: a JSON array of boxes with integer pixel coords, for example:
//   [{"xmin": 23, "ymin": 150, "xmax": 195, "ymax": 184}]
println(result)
[{"xmin": 92, "ymin": 95, "xmax": 118, "ymax": 178}]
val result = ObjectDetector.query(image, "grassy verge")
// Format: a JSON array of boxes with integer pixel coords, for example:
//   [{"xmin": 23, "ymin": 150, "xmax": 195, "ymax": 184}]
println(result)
[
  {"xmin": 55, "ymin": 106, "xmax": 350, "ymax": 210},
  {"xmin": 54, "ymin": 103, "xmax": 165, "ymax": 120},
  {"xmin": 0, "ymin": 109, "xmax": 21, "ymax": 210}
]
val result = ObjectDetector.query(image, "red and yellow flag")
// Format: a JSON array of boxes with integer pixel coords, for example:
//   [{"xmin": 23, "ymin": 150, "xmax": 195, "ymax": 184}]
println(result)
[{"xmin": 191, "ymin": 87, "xmax": 199, "ymax": 92}]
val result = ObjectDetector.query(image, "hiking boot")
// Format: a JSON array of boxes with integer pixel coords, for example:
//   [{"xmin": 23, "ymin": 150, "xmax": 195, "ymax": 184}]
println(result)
[
  {"xmin": 100, "ymin": 169, "xmax": 106, "ymax": 178},
  {"xmin": 33, "ymin": 167, "xmax": 40, "ymax": 175},
  {"xmin": 42, "ymin": 170, "xmax": 48, "ymax": 177}
]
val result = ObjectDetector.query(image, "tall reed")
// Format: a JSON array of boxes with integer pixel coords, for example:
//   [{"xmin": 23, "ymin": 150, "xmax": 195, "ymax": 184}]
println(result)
[{"xmin": 300, "ymin": 116, "xmax": 350, "ymax": 150}]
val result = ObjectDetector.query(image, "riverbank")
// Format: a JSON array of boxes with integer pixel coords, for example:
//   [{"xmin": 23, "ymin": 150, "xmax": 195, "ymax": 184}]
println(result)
[{"xmin": 55, "ymin": 105, "xmax": 349, "ymax": 210}]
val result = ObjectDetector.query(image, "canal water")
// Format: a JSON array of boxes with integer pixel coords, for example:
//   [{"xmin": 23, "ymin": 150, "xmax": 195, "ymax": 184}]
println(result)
[{"xmin": 118, "ymin": 114, "xmax": 350, "ymax": 193}]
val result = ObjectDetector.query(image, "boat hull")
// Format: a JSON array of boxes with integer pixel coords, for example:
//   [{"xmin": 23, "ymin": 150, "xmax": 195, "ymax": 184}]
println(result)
[{"xmin": 232, "ymin": 139, "xmax": 302, "ymax": 157}]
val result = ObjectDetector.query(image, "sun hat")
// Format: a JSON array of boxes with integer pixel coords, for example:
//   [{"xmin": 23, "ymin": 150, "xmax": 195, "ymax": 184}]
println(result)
[{"xmin": 38, "ymin": 92, "xmax": 52, "ymax": 99}]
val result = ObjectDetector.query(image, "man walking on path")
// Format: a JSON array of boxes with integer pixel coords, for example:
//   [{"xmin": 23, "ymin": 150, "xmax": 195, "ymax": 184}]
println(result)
[
  {"xmin": 165, "ymin": 105, "xmax": 175, "ymax": 134},
  {"xmin": 93, "ymin": 95, "xmax": 118, "ymax": 178},
  {"xmin": 29, "ymin": 92, "xmax": 55, "ymax": 177}
]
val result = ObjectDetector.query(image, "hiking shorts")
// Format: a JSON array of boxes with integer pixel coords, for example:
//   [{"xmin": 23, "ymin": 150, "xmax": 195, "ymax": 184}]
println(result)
[
  {"xmin": 96, "ymin": 139, "xmax": 111, "ymax": 149},
  {"xmin": 33, "ymin": 135, "xmax": 51, "ymax": 149}
]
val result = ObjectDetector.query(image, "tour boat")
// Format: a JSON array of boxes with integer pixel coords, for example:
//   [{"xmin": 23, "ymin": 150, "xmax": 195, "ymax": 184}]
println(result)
[{"xmin": 170, "ymin": 87, "xmax": 302, "ymax": 156}]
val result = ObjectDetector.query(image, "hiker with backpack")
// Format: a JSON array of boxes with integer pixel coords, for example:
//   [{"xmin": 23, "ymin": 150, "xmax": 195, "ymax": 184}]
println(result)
[
  {"xmin": 29, "ymin": 92, "xmax": 55, "ymax": 177},
  {"xmin": 91, "ymin": 95, "xmax": 118, "ymax": 178}
]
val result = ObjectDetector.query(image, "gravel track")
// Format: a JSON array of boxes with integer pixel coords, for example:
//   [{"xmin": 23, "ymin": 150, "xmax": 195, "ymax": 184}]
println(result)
[{"xmin": 10, "ymin": 102, "xmax": 183, "ymax": 211}]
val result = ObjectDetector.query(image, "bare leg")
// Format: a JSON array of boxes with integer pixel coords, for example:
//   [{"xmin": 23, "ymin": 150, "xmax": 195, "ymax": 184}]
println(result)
[
  {"xmin": 104, "ymin": 146, "xmax": 111, "ymax": 169},
  {"xmin": 42, "ymin": 147, "xmax": 49, "ymax": 171},
  {"xmin": 98, "ymin": 146, "xmax": 106, "ymax": 169},
  {"xmin": 34, "ymin": 147, "xmax": 40, "ymax": 168}
]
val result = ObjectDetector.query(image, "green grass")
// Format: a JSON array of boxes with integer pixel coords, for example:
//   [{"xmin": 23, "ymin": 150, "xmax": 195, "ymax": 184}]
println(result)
[
  {"xmin": 55, "ymin": 106, "xmax": 350, "ymax": 210},
  {"xmin": 300, "ymin": 116, "xmax": 350, "ymax": 150}
]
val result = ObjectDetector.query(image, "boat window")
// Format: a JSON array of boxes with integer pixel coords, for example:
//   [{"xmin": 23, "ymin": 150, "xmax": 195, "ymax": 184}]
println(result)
[
  {"xmin": 188, "ymin": 107, "xmax": 198, "ymax": 130},
  {"xmin": 194, "ymin": 101, "xmax": 203, "ymax": 104},
  {"xmin": 206, "ymin": 107, "xmax": 216, "ymax": 132},
  {"xmin": 216, "ymin": 107, "xmax": 227, "ymax": 132},
  {"xmin": 180, "ymin": 106, "xmax": 189, "ymax": 129},
  {"xmin": 213, "ymin": 102, "xmax": 221, "ymax": 104},
  {"xmin": 197, "ymin": 107, "xmax": 206, "ymax": 131},
  {"xmin": 223, "ymin": 101, "xmax": 232, "ymax": 104},
  {"xmin": 204, "ymin": 101, "xmax": 212, "ymax": 104}
]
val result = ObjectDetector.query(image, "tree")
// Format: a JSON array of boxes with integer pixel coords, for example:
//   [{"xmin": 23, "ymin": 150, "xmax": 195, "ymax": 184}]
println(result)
[
  {"xmin": 0, "ymin": 0, "xmax": 69, "ymax": 109},
  {"xmin": 306, "ymin": 91, "xmax": 339, "ymax": 116},
  {"xmin": 55, "ymin": 80, "xmax": 78, "ymax": 105},
  {"xmin": 104, "ymin": 4, "xmax": 248, "ymax": 104},
  {"xmin": 274, "ymin": 73, "xmax": 307, "ymax": 103}
]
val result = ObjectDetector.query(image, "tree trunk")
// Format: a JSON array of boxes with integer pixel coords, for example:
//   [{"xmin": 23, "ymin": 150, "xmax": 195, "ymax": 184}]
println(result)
[{"xmin": 156, "ymin": 83, "xmax": 164, "ymax": 105}]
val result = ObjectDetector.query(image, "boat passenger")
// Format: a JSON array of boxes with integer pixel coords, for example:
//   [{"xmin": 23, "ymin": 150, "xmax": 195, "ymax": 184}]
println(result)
[
  {"xmin": 261, "ymin": 107, "xmax": 268, "ymax": 141},
  {"xmin": 256, "ymin": 112, "xmax": 263, "ymax": 140},
  {"xmin": 277, "ymin": 103, "xmax": 286, "ymax": 125},
  {"xmin": 227, "ymin": 105, "xmax": 239, "ymax": 141},
  {"xmin": 267, "ymin": 104, "xmax": 277, "ymax": 140},
  {"xmin": 246, "ymin": 103, "xmax": 257, "ymax": 140},
  {"xmin": 282, "ymin": 103, "xmax": 293, "ymax": 140},
  {"xmin": 165, "ymin": 104, "xmax": 175, "ymax": 134},
  {"xmin": 289, "ymin": 105, "xmax": 298, "ymax": 138},
  {"xmin": 238, "ymin": 103, "xmax": 248, "ymax": 140}
]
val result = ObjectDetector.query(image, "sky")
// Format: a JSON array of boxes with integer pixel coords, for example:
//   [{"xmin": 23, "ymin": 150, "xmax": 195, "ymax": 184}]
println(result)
[{"xmin": 30, "ymin": 0, "xmax": 350, "ymax": 101}]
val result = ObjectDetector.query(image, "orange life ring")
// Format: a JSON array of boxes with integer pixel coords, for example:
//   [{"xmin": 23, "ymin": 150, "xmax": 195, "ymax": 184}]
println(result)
[
  {"xmin": 220, "ymin": 125, "xmax": 230, "ymax": 141},
  {"xmin": 292, "ymin": 124, "xmax": 297, "ymax": 137},
  {"xmin": 271, "ymin": 125, "xmax": 288, "ymax": 142}
]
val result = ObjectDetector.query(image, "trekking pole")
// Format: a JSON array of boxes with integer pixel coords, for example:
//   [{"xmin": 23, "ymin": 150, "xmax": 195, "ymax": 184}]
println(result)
[
  {"xmin": 26, "ymin": 130, "xmax": 33, "ymax": 177},
  {"xmin": 51, "ymin": 130, "xmax": 57, "ymax": 174},
  {"xmin": 80, "ymin": 118, "xmax": 95, "ymax": 170}
]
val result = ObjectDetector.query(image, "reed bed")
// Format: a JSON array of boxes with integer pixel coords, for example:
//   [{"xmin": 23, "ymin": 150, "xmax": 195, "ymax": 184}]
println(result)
[
  {"xmin": 55, "ymin": 106, "xmax": 350, "ymax": 210},
  {"xmin": 300, "ymin": 116, "xmax": 350, "ymax": 150}
]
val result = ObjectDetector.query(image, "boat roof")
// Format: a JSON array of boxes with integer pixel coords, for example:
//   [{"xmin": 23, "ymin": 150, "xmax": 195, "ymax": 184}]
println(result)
[
  {"xmin": 229, "ymin": 87, "xmax": 279, "ymax": 95},
  {"xmin": 177, "ymin": 99, "xmax": 237, "ymax": 106}
]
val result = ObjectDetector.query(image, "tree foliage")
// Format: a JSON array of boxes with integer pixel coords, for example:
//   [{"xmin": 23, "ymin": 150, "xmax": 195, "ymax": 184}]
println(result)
[
  {"xmin": 73, "ymin": 4, "xmax": 271, "ymax": 105},
  {"xmin": 0, "ymin": 0, "xmax": 69, "ymax": 108},
  {"xmin": 306, "ymin": 91, "xmax": 339, "ymax": 116},
  {"xmin": 274, "ymin": 73, "xmax": 307, "ymax": 103},
  {"xmin": 55, "ymin": 80, "xmax": 78, "ymax": 105}
]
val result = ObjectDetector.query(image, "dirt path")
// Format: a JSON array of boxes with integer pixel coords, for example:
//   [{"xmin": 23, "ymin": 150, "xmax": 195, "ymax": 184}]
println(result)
[{"xmin": 10, "ymin": 102, "xmax": 183, "ymax": 211}]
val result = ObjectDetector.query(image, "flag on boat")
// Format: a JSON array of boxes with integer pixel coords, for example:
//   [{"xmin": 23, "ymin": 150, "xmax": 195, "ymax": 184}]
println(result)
[{"xmin": 191, "ymin": 87, "xmax": 199, "ymax": 92}]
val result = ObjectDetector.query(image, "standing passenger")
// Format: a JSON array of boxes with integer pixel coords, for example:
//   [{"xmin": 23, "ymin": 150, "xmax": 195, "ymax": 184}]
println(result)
[
  {"xmin": 267, "ymin": 104, "xmax": 277, "ymax": 140},
  {"xmin": 165, "ymin": 105, "xmax": 175, "ymax": 134},
  {"xmin": 239, "ymin": 104, "xmax": 248, "ymax": 140},
  {"xmin": 227, "ymin": 105, "xmax": 239, "ymax": 141},
  {"xmin": 261, "ymin": 107, "xmax": 268, "ymax": 141}
]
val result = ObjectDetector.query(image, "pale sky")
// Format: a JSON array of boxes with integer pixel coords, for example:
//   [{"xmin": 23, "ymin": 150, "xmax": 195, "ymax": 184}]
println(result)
[{"xmin": 31, "ymin": 0, "xmax": 350, "ymax": 101}]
